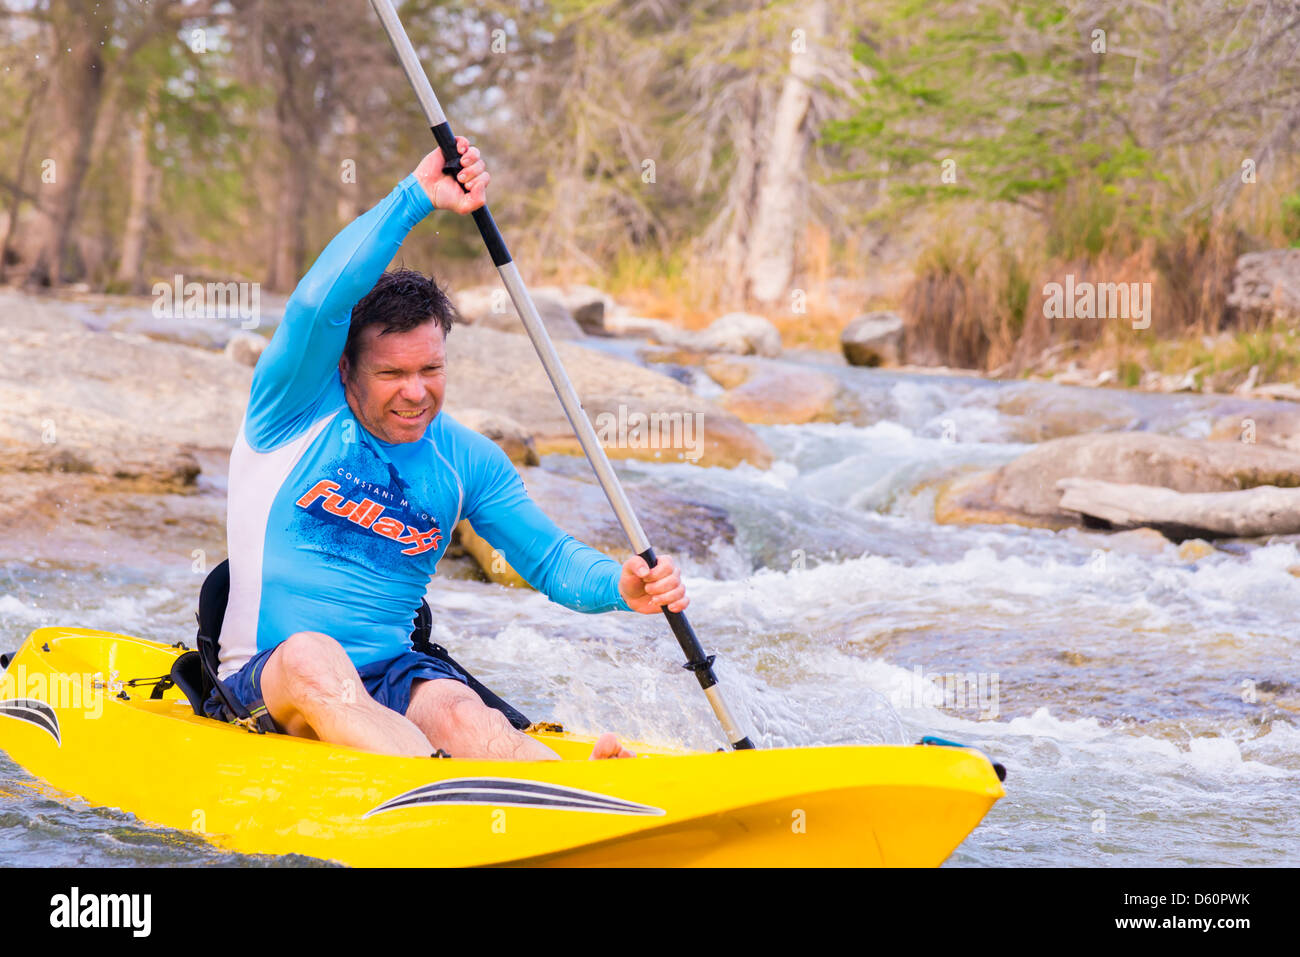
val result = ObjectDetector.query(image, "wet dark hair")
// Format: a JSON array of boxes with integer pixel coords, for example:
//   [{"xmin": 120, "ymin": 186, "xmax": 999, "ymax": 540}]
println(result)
[{"xmin": 343, "ymin": 268, "xmax": 457, "ymax": 374}]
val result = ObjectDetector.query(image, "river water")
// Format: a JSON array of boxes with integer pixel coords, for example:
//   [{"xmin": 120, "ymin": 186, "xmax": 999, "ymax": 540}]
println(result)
[{"xmin": 1, "ymin": 344, "xmax": 1297, "ymax": 867}]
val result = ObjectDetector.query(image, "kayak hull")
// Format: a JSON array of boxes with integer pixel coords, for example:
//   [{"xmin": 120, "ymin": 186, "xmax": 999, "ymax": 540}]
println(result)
[{"xmin": 0, "ymin": 628, "xmax": 1003, "ymax": 867}]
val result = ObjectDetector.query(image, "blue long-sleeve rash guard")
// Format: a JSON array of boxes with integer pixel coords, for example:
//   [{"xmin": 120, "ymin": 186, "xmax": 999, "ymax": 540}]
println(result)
[{"xmin": 218, "ymin": 173, "xmax": 629, "ymax": 679}]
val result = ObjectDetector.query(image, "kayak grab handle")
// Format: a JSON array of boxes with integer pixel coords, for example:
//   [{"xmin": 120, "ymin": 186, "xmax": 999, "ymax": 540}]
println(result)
[{"xmin": 920, "ymin": 735, "xmax": 1007, "ymax": 782}]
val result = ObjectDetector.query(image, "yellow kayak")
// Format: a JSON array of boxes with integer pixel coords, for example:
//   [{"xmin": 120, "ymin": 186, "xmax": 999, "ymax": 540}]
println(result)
[{"xmin": 0, "ymin": 627, "xmax": 1003, "ymax": 866}]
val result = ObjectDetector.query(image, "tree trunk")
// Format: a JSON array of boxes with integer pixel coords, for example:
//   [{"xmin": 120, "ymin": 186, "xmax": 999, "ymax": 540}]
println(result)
[
  {"xmin": 714, "ymin": 77, "xmax": 764, "ymax": 304},
  {"xmin": 0, "ymin": 84, "xmax": 43, "ymax": 283},
  {"xmin": 24, "ymin": 12, "xmax": 107, "ymax": 288},
  {"xmin": 335, "ymin": 109, "xmax": 362, "ymax": 226},
  {"xmin": 265, "ymin": 102, "xmax": 317, "ymax": 291},
  {"xmin": 260, "ymin": 6, "xmax": 338, "ymax": 291},
  {"xmin": 266, "ymin": 158, "xmax": 312, "ymax": 291},
  {"xmin": 743, "ymin": 0, "xmax": 826, "ymax": 305},
  {"xmin": 114, "ymin": 97, "xmax": 156, "ymax": 293}
]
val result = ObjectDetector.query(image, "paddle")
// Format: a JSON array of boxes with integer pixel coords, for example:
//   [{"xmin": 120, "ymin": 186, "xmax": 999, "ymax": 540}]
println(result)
[{"xmin": 368, "ymin": 0, "xmax": 755, "ymax": 751}]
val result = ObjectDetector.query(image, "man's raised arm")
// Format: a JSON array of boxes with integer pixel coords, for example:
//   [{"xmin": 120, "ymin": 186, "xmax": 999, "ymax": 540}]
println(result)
[
  {"xmin": 244, "ymin": 139, "xmax": 487, "ymax": 451},
  {"xmin": 243, "ymin": 173, "xmax": 434, "ymax": 450}
]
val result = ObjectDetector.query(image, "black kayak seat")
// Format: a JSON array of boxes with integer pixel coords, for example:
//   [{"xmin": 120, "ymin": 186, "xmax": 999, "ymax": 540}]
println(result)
[
  {"xmin": 183, "ymin": 559, "xmax": 532, "ymax": 732},
  {"xmin": 167, "ymin": 651, "xmax": 205, "ymax": 713}
]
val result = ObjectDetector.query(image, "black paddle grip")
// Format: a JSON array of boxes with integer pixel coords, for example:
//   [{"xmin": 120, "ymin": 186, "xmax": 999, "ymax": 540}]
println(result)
[
  {"xmin": 428, "ymin": 121, "xmax": 511, "ymax": 267},
  {"xmin": 639, "ymin": 548, "xmax": 719, "ymax": 691}
]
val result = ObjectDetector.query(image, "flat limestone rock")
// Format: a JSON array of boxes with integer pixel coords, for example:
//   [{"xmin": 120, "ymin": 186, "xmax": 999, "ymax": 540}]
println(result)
[
  {"xmin": 934, "ymin": 432, "xmax": 1300, "ymax": 530},
  {"xmin": 1209, "ymin": 407, "xmax": 1300, "ymax": 453},
  {"xmin": 443, "ymin": 324, "xmax": 771, "ymax": 469},
  {"xmin": 0, "ymin": 292, "xmax": 250, "ymax": 492},
  {"xmin": 933, "ymin": 469, "xmax": 1073, "ymax": 530},
  {"xmin": 1058, "ymin": 478, "xmax": 1300, "ymax": 539},
  {"xmin": 717, "ymin": 362, "xmax": 841, "ymax": 425},
  {"xmin": 450, "ymin": 285, "xmax": 586, "ymax": 340},
  {"xmin": 453, "ymin": 466, "xmax": 738, "ymax": 588}
]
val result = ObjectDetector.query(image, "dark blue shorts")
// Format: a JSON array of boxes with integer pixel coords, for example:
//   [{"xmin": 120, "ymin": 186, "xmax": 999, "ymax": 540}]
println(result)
[{"xmin": 202, "ymin": 643, "xmax": 468, "ymax": 731}]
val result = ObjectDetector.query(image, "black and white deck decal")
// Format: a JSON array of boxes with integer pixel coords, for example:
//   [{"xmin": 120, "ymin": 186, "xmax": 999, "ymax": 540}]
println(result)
[
  {"xmin": 364, "ymin": 778, "xmax": 664, "ymax": 818},
  {"xmin": 0, "ymin": 699, "xmax": 61, "ymax": 746}
]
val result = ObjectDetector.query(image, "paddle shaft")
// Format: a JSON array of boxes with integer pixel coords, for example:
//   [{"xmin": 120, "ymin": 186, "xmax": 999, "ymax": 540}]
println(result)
[{"xmin": 369, "ymin": 0, "xmax": 754, "ymax": 751}]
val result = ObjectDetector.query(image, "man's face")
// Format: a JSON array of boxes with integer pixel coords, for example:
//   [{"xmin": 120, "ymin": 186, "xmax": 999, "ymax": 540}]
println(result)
[{"xmin": 339, "ymin": 321, "xmax": 446, "ymax": 444}]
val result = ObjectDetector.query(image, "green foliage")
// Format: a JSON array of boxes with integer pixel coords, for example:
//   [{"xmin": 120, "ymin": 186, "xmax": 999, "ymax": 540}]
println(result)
[
  {"xmin": 1117, "ymin": 360, "xmax": 1142, "ymax": 388},
  {"xmin": 1283, "ymin": 192, "xmax": 1300, "ymax": 247},
  {"xmin": 826, "ymin": 1, "xmax": 1106, "ymax": 207},
  {"xmin": 3, "ymin": 0, "xmax": 1296, "ymax": 318},
  {"xmin": 821, "ymin": 0, "xmax": 1289, "ymax": 265}
]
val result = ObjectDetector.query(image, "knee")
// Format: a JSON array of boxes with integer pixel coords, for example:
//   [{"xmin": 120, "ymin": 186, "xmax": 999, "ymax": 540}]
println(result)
[
  {"xmin": 273, "ymin": 631, "xmax": 352, "ymax": 701},
  {"xmin": 443, "ymin": 687, "xmax": 509, "ymax": 738}
]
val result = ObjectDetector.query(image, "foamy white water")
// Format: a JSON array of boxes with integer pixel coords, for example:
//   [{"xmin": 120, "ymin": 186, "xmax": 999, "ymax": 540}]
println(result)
[{"xmin": 1, "ymin": 362, "xmax": 1297, "ymax": 866}]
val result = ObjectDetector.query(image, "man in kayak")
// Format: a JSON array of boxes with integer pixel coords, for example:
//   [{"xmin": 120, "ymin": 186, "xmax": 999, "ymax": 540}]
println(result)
[{"xmin": 206, "ymin": 137, "xmax": 688, "ymax": 761}]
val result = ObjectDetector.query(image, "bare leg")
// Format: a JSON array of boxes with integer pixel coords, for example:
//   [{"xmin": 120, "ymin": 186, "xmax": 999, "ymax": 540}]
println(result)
[
  {"xmin": 407, "ymin": 678, "xmax": 560, "ymax": 760},
  {"xmin": 407, "ymin": 680, "xmax": 636, "ymax": 761},
  {"xmin": 260, "ymin": 632, "xmax": 432, "ymax": 757}
]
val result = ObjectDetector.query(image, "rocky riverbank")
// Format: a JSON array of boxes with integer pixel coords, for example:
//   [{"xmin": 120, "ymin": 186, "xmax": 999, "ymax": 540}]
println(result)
[
  {"xmin": 6, "ymin": 278, "xmax": 1300, "ymax": 588},
  {"xmin": 0, "ymin": 287, "xmax": 778, "ymax": 581},
  {"xmin": 935, "ymin": 431, "xmax": 1300, "ymax": 540}
]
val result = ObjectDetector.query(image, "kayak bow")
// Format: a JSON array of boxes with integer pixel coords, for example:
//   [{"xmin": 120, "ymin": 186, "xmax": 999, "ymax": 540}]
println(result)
[{"xmin": 0, "ymin": 628, "xmax": 1003, "ymax": 867}]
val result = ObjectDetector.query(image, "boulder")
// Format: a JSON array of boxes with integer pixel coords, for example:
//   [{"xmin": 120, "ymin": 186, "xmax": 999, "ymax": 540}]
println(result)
[
  {"xmin": 443, "ymin": 324, "xmax": 771, "ymax": 469},
  {"xmin": 934, "ymin": 469, "xmax": 1048, "ymax": 529},
  {"xmin": 453, "ymin": 466, "xmax": 738, "ymax": 587},
  {"xmin": 445, "ymin": 408, "xmax": 539, "ymax": 466},
  {"xmin": 0, "ymin": 289, "xmax": 771, "ymax": 515},
  {"xmin": 1058, "ymin": 478, "xmax": 1300, "ymax": 539},
  {"xmin": 1250, "ymin": 383, "xmax": 1300, "ymax": 401},
  {"xmin": 1226, "ymin": 249, "xmax": 1300, "ymax": 325},
  {"xmin": 450, "ymin": 284, "xmax": 585, "ymax": 340},
  {"xmin": 702, "ymin": 355, "xmax": 755, "ymax": 390},
  {"xmin": 934, "ymin": 432, "xmax": 1300, "ymax": 530},
  {"xmin": 696, "ymin": 312, "xmax": 782, "ymax": 357},
  {"xmin": 529, "ymin": 284, "xmax": 613, "ymax": 336},
  {"xmin": 642, "ymin": 347, "xmax": 712, "ymax": 367},
  {"xmin": 994, "ymin": 388, "xmax": 1142, "ymax": 443},
  {"xmin": 454, "ymin": 519, "xmax": 531, "ymax": 588},
  {"xmin": 0, "ymin": 470, "xmax": 229, "ymax": 567},
  {"xmin": 224, "ymin": 331, "xmax": 268, "ymax": 367},
  {"xmin": 1177, "ymin": 539, "xmax": 1216, "ymax": 562},
  {"xmin": 514, "ymin": 467, "xmax": 736, "ymax": 566},
  {"xmin": 1209, "ymin": 406, "xmax": 1300, "ymax": 453},
  {"xmin": 604, "ymin": 313, "xmax": 700, "ymax": 348},
  {"xmin": 712, "ymin": 359, "xmax": 841, "ymax": 425},
  {"xmin": 841, "ymin": 311, "xmax": 904, "ymax": 367}
]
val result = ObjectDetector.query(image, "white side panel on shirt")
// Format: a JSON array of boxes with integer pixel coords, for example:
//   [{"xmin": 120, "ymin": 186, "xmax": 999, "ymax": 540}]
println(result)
[{"xmin": 219, "ymin": 412, "xmax": 338, "ymax": 679}]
